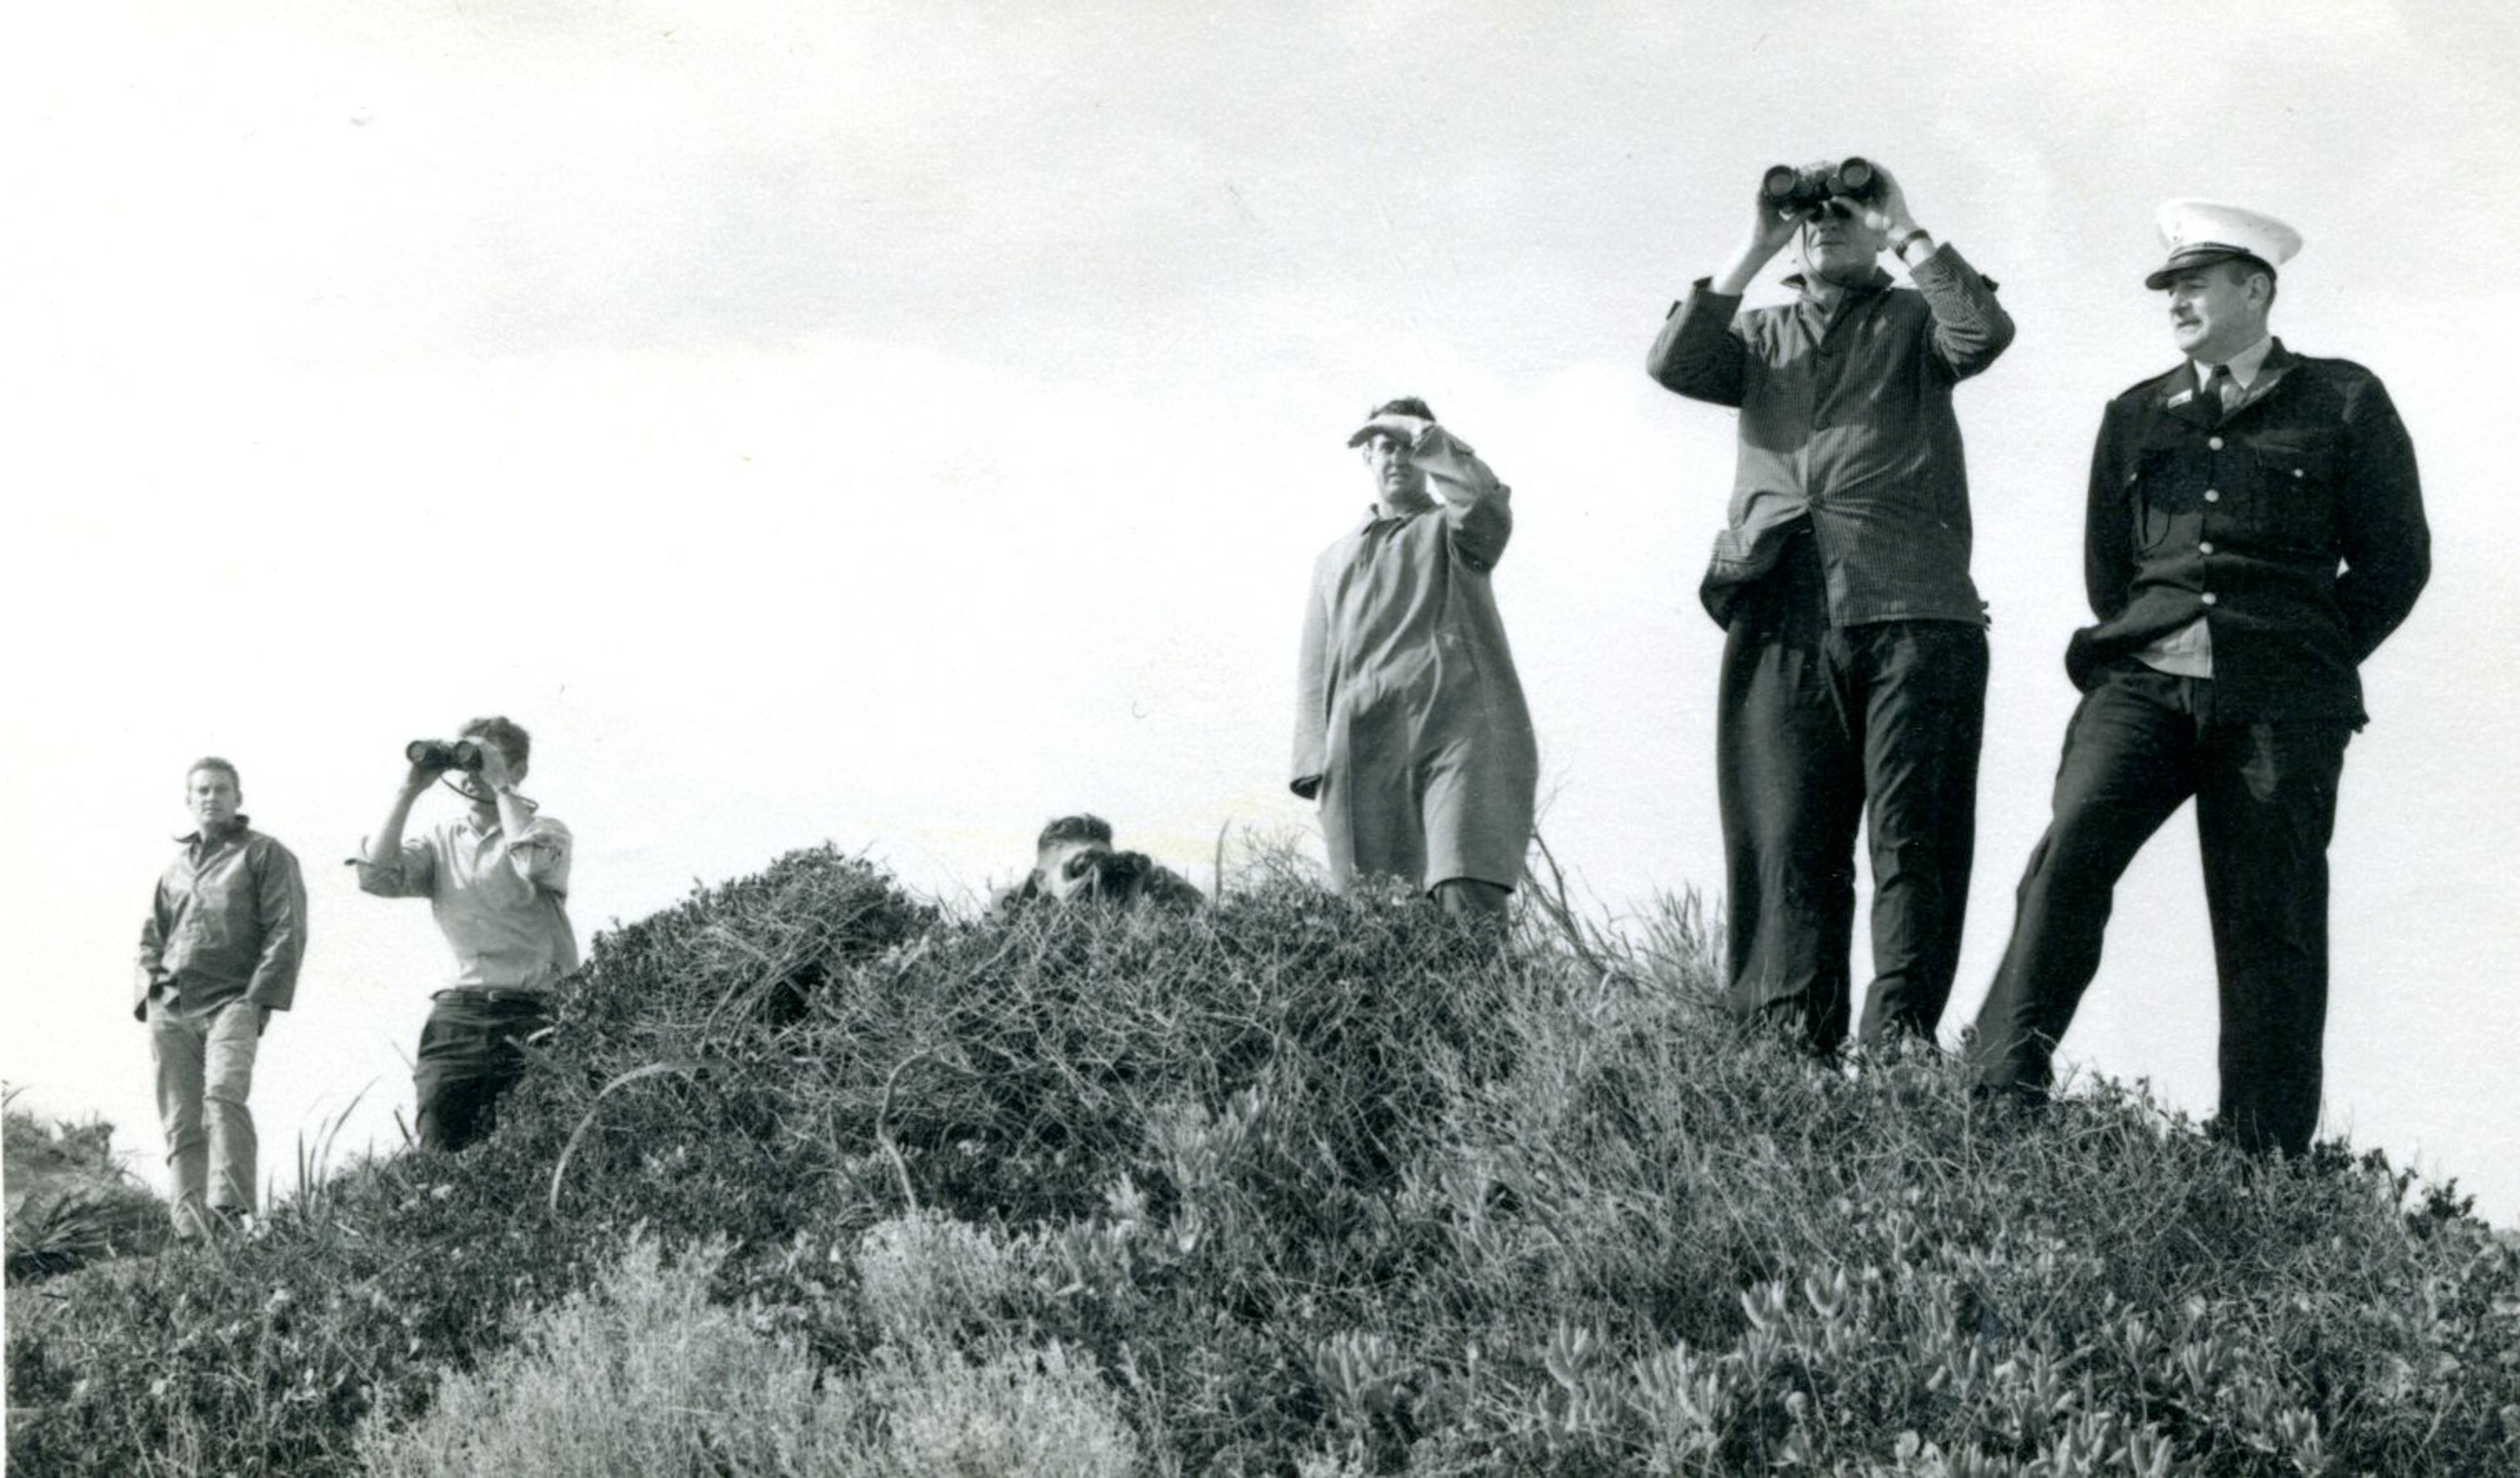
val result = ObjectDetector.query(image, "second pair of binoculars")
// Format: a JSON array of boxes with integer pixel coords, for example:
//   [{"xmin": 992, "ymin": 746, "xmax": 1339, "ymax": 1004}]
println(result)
[
  {"xmin": 406, "ymin": 739, "xmax": 485, "ymax": 772},
  {"xmin": 1763, "ymin": 157, "xmax": 1880, "ymax": 219}
]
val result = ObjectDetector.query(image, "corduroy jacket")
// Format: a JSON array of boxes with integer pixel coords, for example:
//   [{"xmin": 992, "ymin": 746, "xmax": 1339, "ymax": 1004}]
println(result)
[{"xmin": 1647, "ymin": 243, "xmax": 2014, "ymax": 627}]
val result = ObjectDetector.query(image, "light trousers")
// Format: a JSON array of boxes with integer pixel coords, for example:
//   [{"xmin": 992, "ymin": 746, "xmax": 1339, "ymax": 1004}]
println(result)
[{"xmin": 148, "ymin": 994, "xmax": 265, "ymax": 1233}]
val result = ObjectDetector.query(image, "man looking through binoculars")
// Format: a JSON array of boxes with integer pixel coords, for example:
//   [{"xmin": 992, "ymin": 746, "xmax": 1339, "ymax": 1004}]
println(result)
[
  {"xmin": 356, "ymin": 716, "xmax": 576, "ymax": 1151},
  {"xmin": 1647, "ymin": 158, "xmax": 2013, "ymax": 1059},
  {"xmin": 996, "ymin": 814, "xmax": 1204, "ymax": 912}
]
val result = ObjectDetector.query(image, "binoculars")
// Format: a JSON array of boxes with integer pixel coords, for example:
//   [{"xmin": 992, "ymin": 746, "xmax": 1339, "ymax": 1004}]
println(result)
[
  {"xmin": 1059, "ymin": 845, "xmax": 1151, "ymax": 898},
  {"xmin": 1762, "ymin": 158, "xmax": 1878, "ymax": 219},
  {"xmin": 406, "ymin": 739, "xmax": 485, "ymax": 772}
]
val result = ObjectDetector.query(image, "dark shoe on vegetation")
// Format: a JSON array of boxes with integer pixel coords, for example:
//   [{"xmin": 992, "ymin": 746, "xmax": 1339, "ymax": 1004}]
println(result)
[{"xmin": 1968, "ymin": 1081, "xmax": 2049, "ymax": 1121}]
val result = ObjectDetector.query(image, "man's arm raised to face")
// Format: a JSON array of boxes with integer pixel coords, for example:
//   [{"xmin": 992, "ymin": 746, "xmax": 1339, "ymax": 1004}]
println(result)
[
  {"xmin": 1856, "ymin": 165, "xmax": 2014, "ymax": 381},
  {"xmin": 1412, "ymin": 423, "xmax": 1513, "ymax": 572},
  {"xmin": 355, "ymin": 759, "xmax": 440, "ymax": 897},
  {"xmin": 1648, "ymin": 173, "xmax": 1793, "ymax": 405}
]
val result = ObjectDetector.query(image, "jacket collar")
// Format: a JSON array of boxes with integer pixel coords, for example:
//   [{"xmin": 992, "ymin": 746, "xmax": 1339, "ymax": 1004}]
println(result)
[
  {"xmin": 2230, "ymin": 338, "xmax": 2298, "ymax": 416},
  {"xmin": 2153, "ymin": 337, "xmax": 2300, "ymax": 429},
  {"xmin": 1783, "ymin": 266, "xmax": 1895, "ymax": 341},
  {"xmin": 1355, "ymin": 497, "xmax": 1433, "ymax": 531},
  {"xmin": 2196, "ymin": 334, "xmax": 2277, "ymax": 393},
  {"xmin": 1783, "ymin": 264, "xmax": 1895, "ymax": 304}
]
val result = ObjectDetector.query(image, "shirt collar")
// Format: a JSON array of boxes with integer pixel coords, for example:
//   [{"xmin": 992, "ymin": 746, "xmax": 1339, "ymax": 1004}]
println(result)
[
  {"xmin": 178, "ymin": 816, "xmax": 250, "ymax": 846},
  {"xmin": 1782, "ymin": 264, "xmax": 1895, "ymax": 303},
  {"xmin": 1356, "ymin": 497, "xmax": 1431, "ymax": 530},
  {"xmin": 2195, "ymin": 334, "xmax": 2275, "ymax": 391}
]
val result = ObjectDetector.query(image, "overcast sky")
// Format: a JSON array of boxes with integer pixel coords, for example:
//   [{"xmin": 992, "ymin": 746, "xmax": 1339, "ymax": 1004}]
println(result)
[{"xmin": 7, "ymin": 1, "xmax": 2516, "ymax": 1223}]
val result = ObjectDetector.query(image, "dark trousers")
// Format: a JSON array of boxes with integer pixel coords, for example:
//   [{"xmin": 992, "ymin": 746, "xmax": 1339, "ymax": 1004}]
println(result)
[
  {"xmin": 1967, "ymin": 664, "xmax": 2350, "ymax": 1156},
  {"xmin": 413, "ymin": 990, "xmax": 551, "ymax": 1152},
  {"xmin": 1717, "ymin": 534, "xmax": 1988, "ymax": 1055}
]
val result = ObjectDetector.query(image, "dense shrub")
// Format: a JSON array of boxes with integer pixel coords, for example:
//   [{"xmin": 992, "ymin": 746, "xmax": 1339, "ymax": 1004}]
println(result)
[
  {"xmin": 353, "ymin": 1231, "xmax": 1139, "ymax": 1477},
  {"xmin": 5, "ymin": 1106, "xmax": 170, "ymax": 1284},
  {"xmin": 11, "ymin": 845, "xmax": 2520, "ymax": 1476}
]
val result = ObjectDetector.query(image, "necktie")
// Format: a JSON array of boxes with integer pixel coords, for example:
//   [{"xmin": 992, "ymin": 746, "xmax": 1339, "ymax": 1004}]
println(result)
[{"xmin": 2204, "ymin": 363, "xmax": 2236, "ymax": 424}]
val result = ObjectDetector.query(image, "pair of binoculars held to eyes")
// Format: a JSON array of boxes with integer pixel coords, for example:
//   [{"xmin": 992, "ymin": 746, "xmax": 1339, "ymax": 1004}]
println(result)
[
  {"xmin": 406, "ymin": 739, "xmax": 485, "ymax": 772},
  {"xmin": 1762, "ymin": 157, "xmax": 1879, "ymax": 219}
]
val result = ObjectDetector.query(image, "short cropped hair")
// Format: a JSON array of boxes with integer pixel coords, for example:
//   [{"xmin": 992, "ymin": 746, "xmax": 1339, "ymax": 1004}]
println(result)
[
  {"xmin": 459, "ymin": 715, "xmax": 532, "ymax": 766},
  {"xmin": 1036, "ymin": 814, "xmax": 1114, "ymax": 851},
  {"xmin": 186, "ymin": 756, "xmax": 241, "ymax": 790},
  {"xmin": 1368, "ymin": 396, "xmax": 1436, "ymax": 423},
  {"xmin": 2225, "ymin": 257, "xmax": 2278, "ymax": 310}
]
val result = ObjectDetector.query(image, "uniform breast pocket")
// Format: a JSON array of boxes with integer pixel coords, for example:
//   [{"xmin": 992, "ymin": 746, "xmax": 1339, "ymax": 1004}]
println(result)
[
  {"xmin": 2132, "ymin": 446, "xmax": 2187, "ymax": 552},
  {"xmin": 2246, "ymin": 434, "xmax": 2344, "ymax": 555}
]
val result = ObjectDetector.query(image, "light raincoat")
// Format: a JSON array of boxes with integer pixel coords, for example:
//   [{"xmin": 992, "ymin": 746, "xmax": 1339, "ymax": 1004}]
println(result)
[{"xmin": 1293, "ymin": 427, "xmax": 1538, "ymax": 891}]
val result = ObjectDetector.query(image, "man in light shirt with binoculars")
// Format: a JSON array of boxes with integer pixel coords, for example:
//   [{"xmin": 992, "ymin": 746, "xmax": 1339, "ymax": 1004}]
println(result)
[{"xmin": 357, "ymin": 715, "xmax": 576, "ymax": 1152}]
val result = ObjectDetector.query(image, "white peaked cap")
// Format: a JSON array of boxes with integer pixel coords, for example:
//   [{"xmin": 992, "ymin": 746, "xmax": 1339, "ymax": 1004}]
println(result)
[{"xmin": 2145, "ymin": 199, "xmax": 2303, "ymax": 289}]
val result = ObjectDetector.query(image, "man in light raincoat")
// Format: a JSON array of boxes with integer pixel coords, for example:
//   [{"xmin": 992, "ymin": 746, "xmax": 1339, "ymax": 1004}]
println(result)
[{"xmin": 1293, "ymin": 398, "xmax": 1538, "ymax": 916}]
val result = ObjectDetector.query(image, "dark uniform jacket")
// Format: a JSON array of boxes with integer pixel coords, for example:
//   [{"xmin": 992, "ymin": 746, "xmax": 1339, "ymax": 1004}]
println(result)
[
  {"xmin": 1647, "ymin": 245, "xmax": 2014, "ymax": 628},
  {"xmin": 2067, "ymin": 341, "xmax": 2429, "ymax": 722}
]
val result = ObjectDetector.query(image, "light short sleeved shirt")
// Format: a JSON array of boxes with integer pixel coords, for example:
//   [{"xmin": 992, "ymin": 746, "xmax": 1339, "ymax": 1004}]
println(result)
[{"xmin": 354, "ymin": 813, "xmax": 578, "ymax": 992}]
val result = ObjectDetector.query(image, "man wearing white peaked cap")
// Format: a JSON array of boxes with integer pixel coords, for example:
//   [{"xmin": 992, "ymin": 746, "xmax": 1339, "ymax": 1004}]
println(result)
[
  {"xmin": 2141, "ymin": 198, "xmax": 2303, "ymax": 290},
  {"xmin": 1967, "ymin": 199, "xmax": 2431, "ymax": 1156}
]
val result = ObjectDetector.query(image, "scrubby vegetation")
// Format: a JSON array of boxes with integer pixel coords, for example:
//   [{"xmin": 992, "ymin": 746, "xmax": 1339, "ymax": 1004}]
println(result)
[
  {"xmin": 358, "ymin": 1231, "xmax": 1141, "ymax": 1477},
  {"xmin": 5, "ymin": 1100, "xmax": 170, "ymax": 1284},
  {"xmin": 9, "ymin": 843, "xmax": 2518, "ymax": 1475}
]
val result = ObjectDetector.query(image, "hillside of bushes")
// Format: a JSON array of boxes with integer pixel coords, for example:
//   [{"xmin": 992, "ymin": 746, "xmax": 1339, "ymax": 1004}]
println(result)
[
  {"xmin": 9, "ymin": 844, "xmax": 2518, "ymax": 1476},
  {"xmin": 5, "ymin": 1105, "xmax": 170, "ymax": 1285}
]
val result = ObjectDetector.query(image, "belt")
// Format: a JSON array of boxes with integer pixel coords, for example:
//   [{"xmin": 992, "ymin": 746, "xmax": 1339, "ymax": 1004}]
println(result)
[{"xmin": 432, "ymin": 987, "xmax": 553, "ymax": 1007}]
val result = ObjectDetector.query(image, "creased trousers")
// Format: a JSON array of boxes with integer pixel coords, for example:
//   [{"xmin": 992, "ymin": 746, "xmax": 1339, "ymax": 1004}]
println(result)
[
  {"xmin": 149, "ymin": 994, "xmax": 264, "ymax": 1232},
  {"xmin": 1717, "ymin": 530, "xmax": 1988, "ymax": 1055},
  {"xmin": 1967, "ymin": 663, "xmax": 2349, "ymax": 1156}
]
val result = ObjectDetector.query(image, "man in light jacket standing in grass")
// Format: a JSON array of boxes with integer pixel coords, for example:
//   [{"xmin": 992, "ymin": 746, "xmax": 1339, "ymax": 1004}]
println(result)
[
  {"xmin": 136, "ymin": 756, "xmax": 308, "ymax": 1236},
  {"xmin": 1293, "ymin": 398, "xmax": 1538, "ymax": 918},
  {"xmin": 1647, "ymin": 158, "xmax": 2013, "ymax": 1059}
]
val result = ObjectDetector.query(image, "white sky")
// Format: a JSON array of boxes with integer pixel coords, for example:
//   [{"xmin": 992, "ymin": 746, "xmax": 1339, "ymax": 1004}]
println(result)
[{"xmin": 5, "ymin": 1, "xmax": 2517, "ymax": 1221}]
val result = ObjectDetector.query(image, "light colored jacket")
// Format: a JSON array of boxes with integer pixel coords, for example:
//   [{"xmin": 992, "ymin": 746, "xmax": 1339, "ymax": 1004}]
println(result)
[{"xmin": 1293, "ymin": 426, "xmax": 1538, "ymax": 889}]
